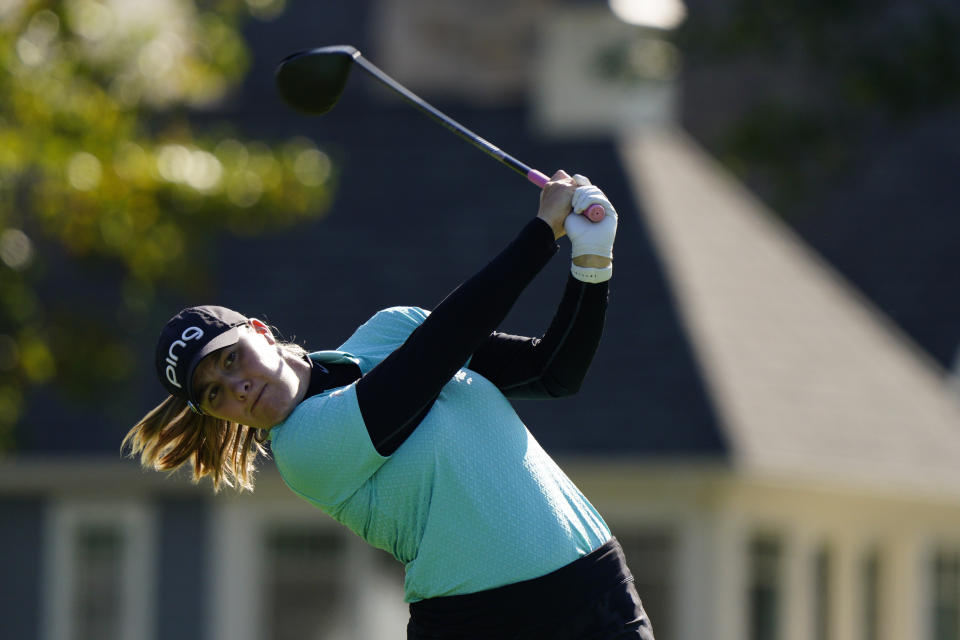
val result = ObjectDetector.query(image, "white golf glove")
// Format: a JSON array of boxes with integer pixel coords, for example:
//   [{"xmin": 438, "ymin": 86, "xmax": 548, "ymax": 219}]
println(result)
[{"xmin": 564, "ymin": 174, "xmax": 617, "ymax": 283}]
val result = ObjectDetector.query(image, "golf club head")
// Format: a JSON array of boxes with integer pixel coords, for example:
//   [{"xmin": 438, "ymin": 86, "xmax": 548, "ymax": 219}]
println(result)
[{"xmin": 275, "ymin": 45, "xmax": 360, "ymax": 115}]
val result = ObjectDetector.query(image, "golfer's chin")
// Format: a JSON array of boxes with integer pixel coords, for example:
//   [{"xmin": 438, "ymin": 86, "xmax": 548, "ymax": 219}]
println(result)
[{"xmin": 250, "ymin": 397, "xmax": 298, "ymax": 431}]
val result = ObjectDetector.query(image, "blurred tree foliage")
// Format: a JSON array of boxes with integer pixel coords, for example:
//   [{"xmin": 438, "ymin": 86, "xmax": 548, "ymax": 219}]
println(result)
[
  {"xmin": 0, "ymin": 0, "xmax": 333, "ymax": 448},
  {"xmin": 675, "ymin": 0, "xmax": 960, "ymax": 215}
]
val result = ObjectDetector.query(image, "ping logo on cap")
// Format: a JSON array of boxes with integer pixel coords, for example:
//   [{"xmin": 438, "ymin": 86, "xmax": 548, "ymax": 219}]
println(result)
[
  {"xmin": 155, "ymin": 305, "xmax": 248, "ymax": 405},
  {"xmin": 164, "ymin": 326, "xmax": 205, "ymax": 389}
]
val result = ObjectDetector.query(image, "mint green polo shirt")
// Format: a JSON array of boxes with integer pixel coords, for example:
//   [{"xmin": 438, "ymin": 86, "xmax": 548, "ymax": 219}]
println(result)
[{"xmin": 270, "ymin": 306, "xmax": 610, "ymax": 602}]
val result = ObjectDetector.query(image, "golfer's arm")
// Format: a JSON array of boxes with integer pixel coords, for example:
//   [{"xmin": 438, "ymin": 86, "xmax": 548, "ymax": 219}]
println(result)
[
  {"xmin": 468, "ymin": 276, "xmax": 609, "ymax": 399},
  {"xmin": 356, "ymin": 218, "xmax": 558, "ymax": 456}
]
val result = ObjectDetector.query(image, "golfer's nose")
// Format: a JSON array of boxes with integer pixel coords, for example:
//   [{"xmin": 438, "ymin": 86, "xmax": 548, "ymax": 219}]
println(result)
[{"xmin": 230, "ymin": 377, "xmax": 250, "ymax": 400}]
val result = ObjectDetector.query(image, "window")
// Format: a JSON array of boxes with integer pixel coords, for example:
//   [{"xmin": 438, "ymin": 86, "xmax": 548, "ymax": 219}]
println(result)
[
  {"xmin": 618, "ymin": 530, "xmax": 676, "ymax": 640},
  {"xmin": 73, "ymin": 524, "xmax": 124, "ymax": 640},
  {"xmin": 932, "ymin": 549, "xmax": 960, "ymax": 640},
  {"xmin": 263, "ymin": 526, "xmax": 347, "ymax": 640},
  {"xmin": 43, "ymin": 501, "xmax": 154, "ymax": 640},
  {"xmin": 749, "ymin": 535, "xmax": 782, "ymax": 640}
]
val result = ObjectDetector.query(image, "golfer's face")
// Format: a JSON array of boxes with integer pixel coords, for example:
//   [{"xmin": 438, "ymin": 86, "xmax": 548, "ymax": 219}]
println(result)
[{"xmin": 192, "ymin": 326, "xmax": 301, "ymax": 429}]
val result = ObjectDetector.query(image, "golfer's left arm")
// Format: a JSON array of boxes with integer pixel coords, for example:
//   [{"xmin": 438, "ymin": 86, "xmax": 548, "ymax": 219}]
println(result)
[{"xmin": 470, "ymin": 178, "xmax": 618, "ymax": 398}]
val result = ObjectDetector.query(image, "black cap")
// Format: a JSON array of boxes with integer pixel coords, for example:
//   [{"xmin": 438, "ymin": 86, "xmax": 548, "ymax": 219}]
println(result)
[{"xmin": 155, "ymin": 305, "xmax": 248, "ymax": 413}]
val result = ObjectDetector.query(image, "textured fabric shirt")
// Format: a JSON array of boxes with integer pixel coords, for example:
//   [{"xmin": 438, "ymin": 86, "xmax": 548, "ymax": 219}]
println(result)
[{"xmin": 270, "ymin": 306, "xmax": 611, "ymax": 602}]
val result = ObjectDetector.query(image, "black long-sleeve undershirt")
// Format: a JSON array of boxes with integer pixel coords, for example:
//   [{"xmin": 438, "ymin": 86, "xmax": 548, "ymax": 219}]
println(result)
[
  {"xmin": 469, "ymin": 274, "xmax": 608, "ymax": 400},
  {"xmin": 306, "ymin": 219, "xmax": 610, "ymax": 456}
]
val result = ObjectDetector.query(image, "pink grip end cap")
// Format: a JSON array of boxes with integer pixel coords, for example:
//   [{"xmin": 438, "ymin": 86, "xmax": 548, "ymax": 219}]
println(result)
[
  {"xmin": 527, "ymin": 170, "xmax": 605, "ymax": 223},
  {"xmin": 584, "ymin": 204, "xmax": 605, "ymax": 222}
]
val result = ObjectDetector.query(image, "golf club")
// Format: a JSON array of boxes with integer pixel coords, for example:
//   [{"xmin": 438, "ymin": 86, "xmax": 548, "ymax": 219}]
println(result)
[{"xmin": 275, "ymin": 45, "xmax": 606, "ymax": 223}]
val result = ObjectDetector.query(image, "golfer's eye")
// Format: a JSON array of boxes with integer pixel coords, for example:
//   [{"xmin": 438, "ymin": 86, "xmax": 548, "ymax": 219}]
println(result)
[
  {"xmin": 207, "ymin": 385, "xmax": 220, "ymax": 405},
  {"xmin": 224, "ymin": 350, "xmax": 237, "ymax": 369}
]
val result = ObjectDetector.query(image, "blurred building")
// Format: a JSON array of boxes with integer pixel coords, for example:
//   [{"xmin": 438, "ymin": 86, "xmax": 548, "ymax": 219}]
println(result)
[{"xmin": 4, "ymin": 2, "xmax": 960, "ymax": 640}]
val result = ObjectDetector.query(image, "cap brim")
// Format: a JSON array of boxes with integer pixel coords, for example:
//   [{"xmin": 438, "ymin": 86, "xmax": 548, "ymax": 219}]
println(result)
[{"xmin": 184, "ymin": 326, "xmax": 243, "ymax": 408}]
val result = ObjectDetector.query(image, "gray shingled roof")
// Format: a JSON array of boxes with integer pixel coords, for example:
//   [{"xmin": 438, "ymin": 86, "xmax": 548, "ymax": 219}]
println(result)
[{"xmin": 621, "ymin": 126, "xmax": 960, "ymax": 495}]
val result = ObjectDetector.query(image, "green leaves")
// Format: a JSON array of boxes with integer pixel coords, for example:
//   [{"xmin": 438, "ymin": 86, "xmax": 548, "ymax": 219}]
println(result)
[
  {"xmin": 0, "ymin": 0, "xmax": 333, "ymax": 444},
  {"xmin": 675, "ymin": 1, "xmax": 960, "ymax": 217}
]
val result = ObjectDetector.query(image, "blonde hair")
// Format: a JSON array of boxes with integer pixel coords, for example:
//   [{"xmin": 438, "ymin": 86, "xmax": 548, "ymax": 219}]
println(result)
[{"xmin": 122, "ymin": 340, "xmax": 307, "ymax": 493}]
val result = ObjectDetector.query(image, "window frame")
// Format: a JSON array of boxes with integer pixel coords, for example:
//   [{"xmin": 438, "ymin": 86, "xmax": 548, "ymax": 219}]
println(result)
[{"xmin": 42, "ymin": 499, "xmax": 156, "ymax": 640}]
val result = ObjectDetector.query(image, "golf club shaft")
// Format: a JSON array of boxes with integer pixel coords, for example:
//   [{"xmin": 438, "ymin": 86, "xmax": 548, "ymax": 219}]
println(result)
[
  {"xmin": 354, "ymin": 56, "xmax": 538, "ymax": 181},
  {"xmin": 353, "ymin": 55, "xmax": 605, "ymax": 221}
]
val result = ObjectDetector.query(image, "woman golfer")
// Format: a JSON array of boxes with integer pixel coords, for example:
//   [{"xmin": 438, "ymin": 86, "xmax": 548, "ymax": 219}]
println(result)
[{"xmin": 125, "ymin": 171, "xmax": 654, "ymax": 639}]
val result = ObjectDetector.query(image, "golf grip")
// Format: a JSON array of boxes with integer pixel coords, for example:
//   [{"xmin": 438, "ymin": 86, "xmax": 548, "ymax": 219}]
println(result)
[{"xmin": 527, "ymin": 171, "xmax": 606, "ymax": 223}]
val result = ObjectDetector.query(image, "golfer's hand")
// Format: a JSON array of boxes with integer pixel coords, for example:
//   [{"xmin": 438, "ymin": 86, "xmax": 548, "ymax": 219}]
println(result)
[
  {"xmin": 536, "ymin": 170, "xmax": 577, "ymax": 240},
  {"xmin": 565, "ymin": 175, "xmax": 616, "ymax": 268}
]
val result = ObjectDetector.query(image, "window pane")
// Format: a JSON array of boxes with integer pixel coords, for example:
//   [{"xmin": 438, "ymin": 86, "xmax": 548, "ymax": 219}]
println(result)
[
  {"xmin": 813, "ymin": 545, "xmax": 832, "ymax": 640},
  {"xmin": 264, "ymin": 527, "xmax": 346, "ymax": 640},
  {"xmin": 618, "ymin": 530, "xmax": 675, "ymax": 640},
  {"xmin": 932, "ymin": 550, "xmax": 960, "ymax": 640},
  {"xmin": 749, "ymin": 535, "xmax": 781, "ymax": 640},
  {"xmin": 862, "ymin": 549, "xmax": 881, "ymax": 640},
  {"xmin": 73, "ymin": 524, "xmax": 124, "ymax": 640}
]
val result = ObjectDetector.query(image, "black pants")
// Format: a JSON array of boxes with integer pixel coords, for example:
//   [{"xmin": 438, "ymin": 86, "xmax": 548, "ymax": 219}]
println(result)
[{"xmin": 407, "ymin": 538, "xmax": 655, "ymax": 639}]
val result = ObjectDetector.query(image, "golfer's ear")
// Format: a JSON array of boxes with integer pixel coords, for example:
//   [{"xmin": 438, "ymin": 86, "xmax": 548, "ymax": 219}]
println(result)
[{"xmin": 249, "ymin": 318, "xmax": 275, "ymax": 343}]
